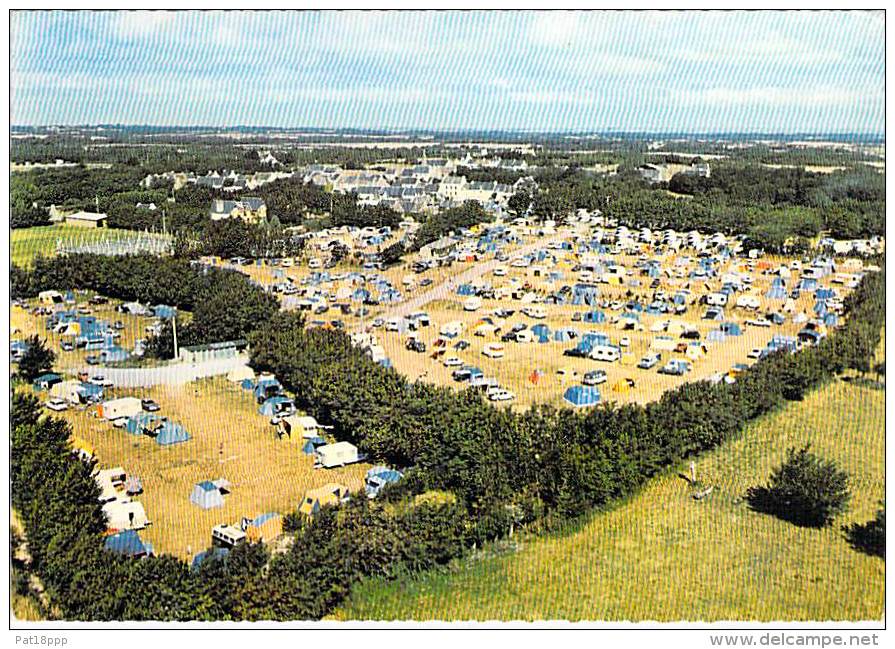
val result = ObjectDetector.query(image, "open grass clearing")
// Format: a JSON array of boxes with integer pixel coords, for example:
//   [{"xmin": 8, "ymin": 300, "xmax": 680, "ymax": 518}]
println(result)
[{"xmin": 334, "ymin": 378, "xmax": 885, "ymax": 621}]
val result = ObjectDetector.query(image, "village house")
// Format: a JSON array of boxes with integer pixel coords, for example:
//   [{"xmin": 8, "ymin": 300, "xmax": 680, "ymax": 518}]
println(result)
[{"xmin": 209, "ymin": 198, "xmax": 267, "ymax": 223}]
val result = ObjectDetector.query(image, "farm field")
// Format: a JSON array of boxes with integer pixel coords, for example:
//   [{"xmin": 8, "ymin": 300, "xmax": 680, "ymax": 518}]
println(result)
[
  {"xmin": 334, "ymin": 377, "xmax": 885, "ymax": 621},
  {"xmin": 11, "ymin": 225, "xmax": 167, "ymax": 267},
  {"xmin": 52, "ymin": 377, "xmax": 370, "ymax": 560}
]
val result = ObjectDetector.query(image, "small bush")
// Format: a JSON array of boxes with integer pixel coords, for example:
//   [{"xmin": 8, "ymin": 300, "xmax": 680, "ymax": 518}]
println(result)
[
  {"xmin": 746, "ymin": 445, "xmax": 850, "ymax": 528},
  {"xmin": 845, "ymin": 503, "xmax": 885, "ymax": 559}
]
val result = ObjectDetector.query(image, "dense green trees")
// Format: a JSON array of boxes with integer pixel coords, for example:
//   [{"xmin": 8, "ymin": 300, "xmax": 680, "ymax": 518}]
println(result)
[
  {"xmin": 746, "ymin": 445, "xmax": 851, "ymax": 528},
  {"xmin": 16, "ymin": 335, "xmax": 56, "ymax": 382},
  {"xmin": 412, "ymin": 201, "xmax": 493, "ymax": 249},
  {"xmin": 845, "ymin": 503, "xmax": 885, "ymax": 559},
  {"xmin": 11, "ymin": 254, "xmax": 279, "ymax": 359}
]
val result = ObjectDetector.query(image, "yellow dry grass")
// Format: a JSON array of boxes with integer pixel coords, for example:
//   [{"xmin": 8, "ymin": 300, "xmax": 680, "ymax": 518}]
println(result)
[{"xmin": 55, "ymin": 377, "xmax": 370, "ymax": 559}]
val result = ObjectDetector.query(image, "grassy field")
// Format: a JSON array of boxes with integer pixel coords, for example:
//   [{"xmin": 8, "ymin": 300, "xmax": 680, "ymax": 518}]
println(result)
[
  {"xmin": 53, "ymin": 377, "xmax": 370, "ymax": 559},
  {"xmin": 10, "ymin": 225, "xmax": 165, "ymax": 267},
  {"xmin": 334, "ymin": 378, "xmax": 885, "ymax": 621}
]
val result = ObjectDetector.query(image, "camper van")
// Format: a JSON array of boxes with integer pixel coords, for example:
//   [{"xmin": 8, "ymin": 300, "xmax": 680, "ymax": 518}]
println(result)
[
  {"xmin": 522, "ymin": 306, "xmax": 547, "ymax": 319},
  {"xmin": 590, "ymin": 345, "xmax": 621, "ymax": 363},
  {"xmin": 735, "ymin": 294, "xmax": 760, "ymax": 310},
  {"xmin": 315, "ymin": 441, "xmax": 361, "ymax": 469},
  {"xmin": 463, "ymin": 296, "xmax": 483, "ymax": 312},
  {"xmin": 482, "ymin": 343, "xmax": 505, "ymax": 359},
  {"xmin": 212, "ymin": 524, "xmax": 247, "ymax": 549}
]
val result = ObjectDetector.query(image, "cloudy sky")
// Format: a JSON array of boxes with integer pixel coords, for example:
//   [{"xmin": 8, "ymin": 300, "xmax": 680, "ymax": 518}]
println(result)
[{"xmin": 10, "ymin": 10, "xmax": 885, "ymax": 133}]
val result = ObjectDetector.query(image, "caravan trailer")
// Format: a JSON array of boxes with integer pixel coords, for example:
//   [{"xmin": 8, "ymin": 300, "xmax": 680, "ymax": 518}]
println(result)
[
  {"xmin": 314, "ymin": 441, "xmax": 361, "ymax": 469},
  {"xmin": 589, "ymin": 345, "xmax": 621, "ymax": 363}
]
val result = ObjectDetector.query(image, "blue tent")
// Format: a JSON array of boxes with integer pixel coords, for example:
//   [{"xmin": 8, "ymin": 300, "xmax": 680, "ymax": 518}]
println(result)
[
  {"xmin": 190, "ymin": 481, "xmax": 225, "ymax": 509},
  {"xmin": 78, "ymin": 382, "xmax": 104, "ymax": 402},
  {"xmin": 155, "ymin": 421, "xmax": 191, "ymax": 446},
  {"xmin": 582, "ymin": 310, "xmax": 606, "ymax": 324},
  {"xmin": 765, "ymin": 286, "xmax": 787, "ymax": 299},
  {"xmin": 32, "ymin": 373, "xmax": 62, "ymax": 391},
  {"xmin": 706, "ymin": 330, "xmax": 727, "ymax": 343},
  {"xmin": 798, "ymin": 278, "xmax": 818, "ymax": 291},
  {"xmin": 531, "ymin": 324, "xmax": 550, "ymax": 337},
  {"xmin": 302, "ymin": 436, "xmax": 325, "ymax": 455},
  {"xmin": 378, "ymin": 358, "xmax": 392, "ymax": 368},
  {"xmin": 814, "ymin": 301, "xmax": 828, "ymax": 316},
  {"xmin": 720, "ymin": 322, "xmax": 742, "ymax": 336},
  {"xmin": 259, "ymin": 396, "xmax": 293, "ymax": 416},
  {"xmin": 563, "ymin": 385, "xmax": 601, "ymax": 408},
  {"xmin": 125, "ymin": 412, "xmax": 162, "ymax": 436},
  {"xmin": 104, "ymin": 530, "xmax": 150, "ymax": 557},
  {"xmin": 191, "ymin": 547, "xmax": 229, "ymax": 572},
  {"xmin": 352, "ymin": 288, "xmax": 371, "ymax": 303},
  {"xmin": 365, "ymin": 466, "xmax": 404, "ymax": 498},
  {"xmin": 553, "ymin": 328, "xmax": 578, "ymax": 342},
  {"xmin": 456, "ymin": 284, "xmax": 476, "ymax": 296},
  {"xmin": 153, "ymin": 304, "xmax": 177, "ymax": 320},
  {"xmin": 815, "ymin": 288, "xmax": 835, "ymax": 300},
  {"xmin": 824, "ymin": 313, "xmax": 839, "ymax": 327},
  {"xmin": 101, "ymin": 346, "xmax": 130, "ymax": 363},
  {"xmin": 254, "ymin": 379, "xmax": 282, "ymax": 401}
]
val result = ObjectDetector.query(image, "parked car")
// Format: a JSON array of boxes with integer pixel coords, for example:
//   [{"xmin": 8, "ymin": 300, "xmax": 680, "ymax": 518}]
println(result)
[
  {"xmin": 563, "ymin": 347, "xmax": 588, "ymax": 358},
  {"xmin": 85, "ymin": 354, "xmax": 101, "ymax": 365},
  {"xmin": 453, "ymin": 340, "xmax": 470, "ymax": 351},
  {"xmin": 419, "ymin": 278, "xmax": 434, "ymax": 287},
  {"xmin": 45, "ymin": 398, "xmax": 69, "ymax": 412},
  {"xmin": 451, "ymin": 368, "xmax": 472, "ymax": 382},
  {"xmin": 443, "ymin": 356, "xmax": 463, "ymax": 367},
  {"xmin": 405, "ymin": 338, "xmax": 426, "ymax": 353},
  {"xmin": 658, "ymin": 360, "xmax": 691, "ymax": 376},
  {"xmin": 747, "ymin": 318, "xmax": 771, "ymax": 328},
  {"xmin": 90, "ymin": 375, "xmax": 113, "ymax": 387},
  {"xmin": 60, "ymin": 340, "xmax": 75, "ymax": 352},
  {"xmin": 488, "ymin": 389, "xmax": 516, "ymax": 402},
  {"xmin": 582, "ymin": 370, "xmax": 607, "ymax": 386},
  {"xmin": 638, "ymin": 353, "xmax": 661, "ymax": 369},
  {"xmin": 747, "ymin": 348, "xmax": 763, "ymax": 359},
  {"xmin": 619, "ymin": 336, "xmax": 631, "ymax": 348},
  {"xmin": 141, "ymin": 399, "xmax": 161, "ymax": 412}
]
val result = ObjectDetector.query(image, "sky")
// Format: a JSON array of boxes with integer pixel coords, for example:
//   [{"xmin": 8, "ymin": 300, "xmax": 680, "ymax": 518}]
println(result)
[{"xmin": 10, "ymin": 10, "xmax": 886, "ymax": 134}]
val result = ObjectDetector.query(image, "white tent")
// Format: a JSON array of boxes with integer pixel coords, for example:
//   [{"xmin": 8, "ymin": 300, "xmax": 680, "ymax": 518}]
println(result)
[{"xmin": 102, "ymin": 499, "xmax": 149, "ymax": 530}]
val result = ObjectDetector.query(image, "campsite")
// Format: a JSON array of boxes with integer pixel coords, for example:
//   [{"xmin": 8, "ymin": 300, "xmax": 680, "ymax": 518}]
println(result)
[{"xmin": 47, "ymin": 376, "xmax": 369, "ymax": 559}]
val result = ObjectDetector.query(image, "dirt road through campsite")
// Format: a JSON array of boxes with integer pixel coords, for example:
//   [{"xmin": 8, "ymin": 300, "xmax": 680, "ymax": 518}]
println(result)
[{"xmin": 374, "ymin": 234, "xmax": 566, "ymax": 324}]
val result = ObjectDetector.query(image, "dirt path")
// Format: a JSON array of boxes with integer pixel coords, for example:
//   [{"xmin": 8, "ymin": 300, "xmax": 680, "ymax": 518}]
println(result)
[{"xmin": 375, "ymin": 234, "xmax": 566, "ymax": 323}]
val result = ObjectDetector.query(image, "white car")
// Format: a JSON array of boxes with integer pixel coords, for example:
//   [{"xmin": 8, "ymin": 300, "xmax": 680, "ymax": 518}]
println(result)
[
  {"xmin": 90, "ymin": 375, "xmax": 113, "ymax": 387},
  {"xmin": 488, "ymin": 389, "xmax": 516, "ymax": 402},
  {"xmin": 45, "ymin": 398, "xmax": 69, "ymax": 412},
  {"xmin": 111, "ymin": 417, "xmax": 129, "ymax": 429},
  {"xmin": 442, "ymin": 356, "xmax": 463, "ymax": 368},
  {"xmin": 620, "ymin": 336, "xmax": 631, "ymax": 347},
  {"xmin": 493, "ymin": 266, "xmax": 508, "ymax": 277},
  {"xmin": 747, "ymin": 318, "xmax": 771, "ymax": 328},
  {"xmin": 747, "ymin": 348, "xmax": 763, "ymax": 359}
]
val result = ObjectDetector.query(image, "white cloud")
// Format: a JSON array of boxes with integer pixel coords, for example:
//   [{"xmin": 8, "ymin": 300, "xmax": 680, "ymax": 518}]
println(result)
[
  {"xmin": 679, "ymin": 85, "xmax": 881, "ymax": 108},
  {"xmin": 527, "ymin": 12, "xmax": 582, "ymax": 47},
  {"xmin": 114, "ymin": 11, "xmax": 177, "ymax": 40}
]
